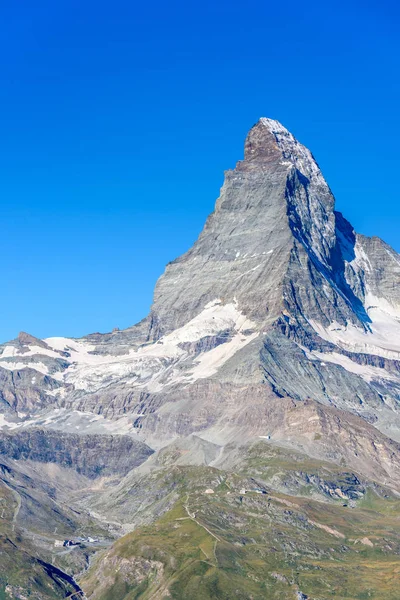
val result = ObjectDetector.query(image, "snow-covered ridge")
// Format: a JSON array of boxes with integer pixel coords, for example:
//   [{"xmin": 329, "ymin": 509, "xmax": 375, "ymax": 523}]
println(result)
[
  {"xmin": 60, "ymin": 299, "xmax": 257, "ymax": 392},
  {"xmin": 0, "ymin": 408, "xmax": 136, "ymax": 436},
  {"xmin": 0, "ymin": 344, "xmax": 63, "ymax": 360},
  {"xmin": 0, "ymin": 300, "xmax": 258, "ymax": 395}
]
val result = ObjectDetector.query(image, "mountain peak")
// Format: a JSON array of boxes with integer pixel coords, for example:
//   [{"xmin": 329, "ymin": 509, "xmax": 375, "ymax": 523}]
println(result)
[
  {"xmin": 243, "ymin": 117, "xmax": 284, "ymax": 163},
  {"xmin": 259, "ymin": 116, "xmax": 290, "ymax": 134},
  {"xmin": 18, "ymin": 331, "xmax": 47, "ymax": 347},
  {"xmin": 244, "ymin": 117, "xmax": 323, "ymax": 185}
]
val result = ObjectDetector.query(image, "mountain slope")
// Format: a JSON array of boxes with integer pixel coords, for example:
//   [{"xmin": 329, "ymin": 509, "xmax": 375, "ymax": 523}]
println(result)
[{"xmin": 81, "ymin": 443, "xmax": 400, "ymax": 600}]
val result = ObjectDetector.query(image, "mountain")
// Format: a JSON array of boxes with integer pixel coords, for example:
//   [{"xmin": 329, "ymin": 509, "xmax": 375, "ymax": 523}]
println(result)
[{"xmin": 1, "ymin": 118, "xmax": 400, "ymax": 599}]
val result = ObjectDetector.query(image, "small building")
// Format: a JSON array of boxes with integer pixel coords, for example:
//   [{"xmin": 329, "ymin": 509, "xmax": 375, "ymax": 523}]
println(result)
[
  {"xmin": 63, "ymin": 539, "xmax": 79, "ymax": 547},
  {"xmin": 54, "ymin": 540, "xmax": 63, "ymax": 547},
  {"xmin": 204, "ymin": 489, "xmax": 214, "ymax": 494}
]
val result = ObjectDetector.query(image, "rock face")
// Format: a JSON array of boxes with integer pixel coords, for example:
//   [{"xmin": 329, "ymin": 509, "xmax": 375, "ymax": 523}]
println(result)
[
  {"xmin": 1, "ymin": 117, "xmax": 400, "ymax": 462},
  {"xmin": 0, "ymin": 429, "xmax": 153, "ymax": 478},
  {"xmin": 150, "ymin": 119, "xmax": 340, "ymax": 336}
]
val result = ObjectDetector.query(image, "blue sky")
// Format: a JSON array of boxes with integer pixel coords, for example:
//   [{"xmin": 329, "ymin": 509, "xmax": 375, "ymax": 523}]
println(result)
[{"xmin": 0, "ymin": 0, "xmax": 399, "ymax": 342}]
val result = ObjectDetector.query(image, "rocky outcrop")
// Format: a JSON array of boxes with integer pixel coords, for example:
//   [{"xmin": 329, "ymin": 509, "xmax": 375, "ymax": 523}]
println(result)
[
  {"xmin": 0, "ymin": 367, "xmax": 63, "ymax": 414},
  {"xmin": 0, "ymin": 429, "xmax": 153, "ymax": 478}
]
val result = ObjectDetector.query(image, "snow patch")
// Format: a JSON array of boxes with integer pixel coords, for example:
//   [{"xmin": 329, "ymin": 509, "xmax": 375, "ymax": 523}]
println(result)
[
  {"xmin": 0, "ymin": 360, "xmax": 50, "ymax": 375},
  {"xmin": 305, "ymin": 348, "xmax": 399, "ymax": 384},
  {"xmin": 309, "ymin": 289, "xmax": 400, "ymax": 360},
  {"xmin": 0, "ymin": 414, "xmax": 23, "ymax": 430},
  {"xmin": 190, "ymin": 316, "xmax": 258, "ymax": 380}
]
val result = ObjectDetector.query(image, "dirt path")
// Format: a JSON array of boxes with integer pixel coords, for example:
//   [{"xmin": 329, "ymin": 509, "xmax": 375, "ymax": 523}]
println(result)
[
  {"xmin": 1, "ymin": 478, "xmax": 22, "ymax": 531},
  {"xmin": 182, "ymin": 494, "xmax": 220, "ymax": 566}
]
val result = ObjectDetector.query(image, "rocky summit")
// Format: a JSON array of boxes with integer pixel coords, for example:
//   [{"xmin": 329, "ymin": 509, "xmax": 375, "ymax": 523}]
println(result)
[{"xmin": 1, "ymin": 119, "xmax": 400, "ymax": 599}]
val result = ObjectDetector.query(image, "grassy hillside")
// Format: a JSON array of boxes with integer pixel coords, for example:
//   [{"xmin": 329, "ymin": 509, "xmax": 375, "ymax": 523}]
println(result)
[
  {"xmin": 81, "ymin": 443, "xmax": 400, "ymax": 600},
  {"xmin": 0, "ymin": 479, "xmax": 79, "ymax": 599}
]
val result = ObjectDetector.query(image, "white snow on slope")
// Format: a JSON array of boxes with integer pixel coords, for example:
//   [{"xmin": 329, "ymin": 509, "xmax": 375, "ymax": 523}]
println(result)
[
  {"xmin": 304, "ymin": 348, "xmax": 399, "ymax": 384},
  {"xmin": 309, "ymin": 291, "xmax": 400, "ymax": 361},
  {"xmin": 39, "ymin": 300, "xmax": 257, "ymax": 393},
  {"xmin": 164, "ymin": 299, "xmax": 247, "ymax": 344},
  {"xmin": 0, "ymin": 414, "xmax": 19, "ymax": 429},
  {"xmin": 0, "ymin": 300, "xmax": 257, "ymax": 395},
  {"xmin": 191, "ymin": 328, "xmax": 259, "ymax": 380},
  {"xmin": 0, "ymin": 408, "xmax": 137, "ymax": 436},
  {"xmin": 0, "ymin": 344, "xmax": 62, "ymax": 360},
  {"xmin": 0, "ymin": 360, "xmax": 51, "ymax": 376},
  {"xmin": 45, "ymin": 337, "xmax": 114, "ymax": 363}
]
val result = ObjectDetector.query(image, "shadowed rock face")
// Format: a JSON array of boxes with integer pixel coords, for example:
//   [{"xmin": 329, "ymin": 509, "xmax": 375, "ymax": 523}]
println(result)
[
  {"xmin": 148, "ymin": 123, "xmax": 293, "ymax": 338},
  {"xmin": 0, "ymin": 429, "xmax": 153, "ymax": 478}
]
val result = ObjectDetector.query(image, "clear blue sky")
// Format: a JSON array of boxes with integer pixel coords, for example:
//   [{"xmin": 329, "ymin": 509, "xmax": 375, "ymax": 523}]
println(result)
[{"xmin": 0, "ymin": 0, "xmax": 399, "ymax": 342}]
